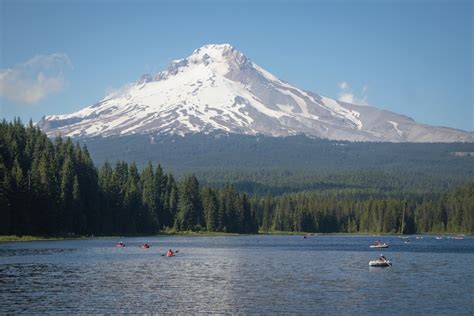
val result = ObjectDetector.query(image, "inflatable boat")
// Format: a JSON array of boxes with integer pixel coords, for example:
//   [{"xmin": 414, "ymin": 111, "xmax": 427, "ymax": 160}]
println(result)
[
  {"xmin": 369, "ymin": 259, "xmax": 392, "ymax": 267},
  {"xmin": 369, "ymin": 242, "xmax": 389, "ymax": 248}
]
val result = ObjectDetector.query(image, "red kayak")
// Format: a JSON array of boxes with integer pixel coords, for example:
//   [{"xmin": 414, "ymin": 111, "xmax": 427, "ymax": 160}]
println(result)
[{"xmin": 165, "ymin": 250, "xmax": 177, "ymax": 257}]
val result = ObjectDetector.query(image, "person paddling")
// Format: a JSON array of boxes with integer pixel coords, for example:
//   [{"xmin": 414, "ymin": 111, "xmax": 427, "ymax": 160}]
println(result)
[{"xmin": 166, "ymin": 249, "xmax": 175, "ymax": 257}]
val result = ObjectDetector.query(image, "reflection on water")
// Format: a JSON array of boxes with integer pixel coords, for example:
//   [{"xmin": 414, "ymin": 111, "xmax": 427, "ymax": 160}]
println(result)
[{"xmin": 0, "ymin": 236, "xmax": 473, "ymax": 314}]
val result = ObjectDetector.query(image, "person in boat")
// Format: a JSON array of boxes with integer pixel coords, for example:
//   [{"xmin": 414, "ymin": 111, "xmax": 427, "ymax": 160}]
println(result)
[
  {"xmin": 166, "ymin": 249, "xmax": 174, "ymax": 256},
  {"xmin": 379, "ymin": 254, "xmax": 387, "ymax": 261},
  {"xmin": 119, "ymin": 241, "xmax": 124, "ymax": 246},
  {"xmin": 143, "ymin": 243, "xmax": 150, "ymax": 248}
]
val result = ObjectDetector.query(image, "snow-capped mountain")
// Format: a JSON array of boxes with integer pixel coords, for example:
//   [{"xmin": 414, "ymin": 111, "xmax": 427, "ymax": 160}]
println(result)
[{"xmin": 38, "ymin": 44, "xmax": 473, "ymax": 142}]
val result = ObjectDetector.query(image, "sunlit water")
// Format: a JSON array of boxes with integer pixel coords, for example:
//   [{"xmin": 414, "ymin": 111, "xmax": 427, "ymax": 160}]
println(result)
[{"xmin": 1, "ymin": 235, "xmax": 473, "ymax": 314}]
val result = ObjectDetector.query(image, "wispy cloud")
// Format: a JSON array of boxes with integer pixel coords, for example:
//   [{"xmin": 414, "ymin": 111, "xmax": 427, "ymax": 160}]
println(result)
[
  {"xmin": 338, "ymin": 81, "xmax": 369, "ymax": 105},
  {"xmin": 0, "ymin": 53, "xmax": 72, "ymax": 105}
]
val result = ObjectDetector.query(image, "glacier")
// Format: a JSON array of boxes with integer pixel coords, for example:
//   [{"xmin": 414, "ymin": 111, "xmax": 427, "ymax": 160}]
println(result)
[{"xmin": 38, "ymin": 44, "xmax": 474, "ymax": 142}]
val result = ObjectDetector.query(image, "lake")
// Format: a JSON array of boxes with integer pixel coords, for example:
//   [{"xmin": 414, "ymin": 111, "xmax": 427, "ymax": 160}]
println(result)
[{"xmin": 0, "ymin": 235, "xmax": 473, "ymax": 314}]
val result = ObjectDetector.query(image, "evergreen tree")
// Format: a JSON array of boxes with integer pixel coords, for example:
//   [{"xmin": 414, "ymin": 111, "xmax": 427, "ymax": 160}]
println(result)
[
  {"xmin": 176, "ymin": 175, "xmax": 203, "ymax": 230},
  {"xmin": 202, "ymin": 187, "xmax": 218, "ymax": 231},
  {"xmin": 141, "ymin": 162, "xmax": 159, "ymax": 233},
  {"xmin": 59, "ymin": 155, "xmax": 74, "ymax": 233}
]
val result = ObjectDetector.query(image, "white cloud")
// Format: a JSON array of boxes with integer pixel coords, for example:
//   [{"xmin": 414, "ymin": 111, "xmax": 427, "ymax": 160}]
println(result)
[
  {"xmin": 0, "ymin": 53, "xmax": 72, "ymax": 105},
  {"xmin": 104, "ymin": 82, "xmax": 133, "ymax": 99},
  {"xmin": 337, "ymin": 81, "xmax": 369, "ymax": 106},
  {"xmin": 339, "ymin": 81, "xmax": 349, "ymax": 90}
]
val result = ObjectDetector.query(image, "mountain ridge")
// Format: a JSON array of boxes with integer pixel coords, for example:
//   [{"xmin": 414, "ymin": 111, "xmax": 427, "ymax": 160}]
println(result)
[{"xmin": 38, "ymin": 44, "xmax": 474, "ymax": 142}]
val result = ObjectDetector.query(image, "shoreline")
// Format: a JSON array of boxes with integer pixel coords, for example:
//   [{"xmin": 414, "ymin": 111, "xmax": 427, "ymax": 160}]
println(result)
[{"xmin": 0, "ymin": 231, "xmax": 469, "ymax": 242}]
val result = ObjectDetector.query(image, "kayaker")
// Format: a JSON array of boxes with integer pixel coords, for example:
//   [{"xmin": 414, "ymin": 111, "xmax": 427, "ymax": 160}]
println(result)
[
  {"xmin": 166, "ymin": 249, "xmax": 174, "ymax": 257},
  {"xmin": 379, "ymin": 254, "xmax": 387, "ymax": 261}
]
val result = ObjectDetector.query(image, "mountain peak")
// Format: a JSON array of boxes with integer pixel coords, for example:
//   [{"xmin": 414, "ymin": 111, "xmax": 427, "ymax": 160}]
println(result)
[
  {"xmin": 188, "ymin": 43, "xmax": 247, "ymax": 67},
  {"xmin": 139, "ymin": 44, "xmax": 249, "ymax": 84},
  {"xmin": 193, "ymin": 43, "xmax": 235, "ymax": 54},
  {"xmin": 38, "ymin": 45, "xmax": 474, "ymax": 143}
]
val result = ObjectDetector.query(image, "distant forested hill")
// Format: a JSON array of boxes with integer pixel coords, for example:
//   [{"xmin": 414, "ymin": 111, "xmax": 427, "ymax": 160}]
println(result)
[
  {"xmin": 81, "ymin": 133, "xmax": 474, "ymax": 174},
  {"xmin": 81, "ymin": 133, "xmax": 474, "ymax": 196}
]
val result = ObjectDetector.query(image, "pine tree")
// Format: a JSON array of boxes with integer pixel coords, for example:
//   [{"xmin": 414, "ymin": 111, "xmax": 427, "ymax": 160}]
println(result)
[
  {"xmin": 72, "ymin": 175, "xmax": 85, "ymax": 234},
  {"xmin": 0, "ymin": 160, "xmax": 11, "ymax": 235},
  {"xmin": 176, "ymin": 175, "xmax": 203, "ymax": 231},
  {"xmin": 202, "ymin": 187, "xmax": 218, "ymax": 231},
  {"xmin": 141, "ymin": 162, "xmax": 158, "ymax": 233},
  {"xmin": 123, "ymin": 163, "xmax": 141, "ymax": 234},
  {"xmin": 59, "ymin": 155, "xmax": 74, "ymax": 233}
]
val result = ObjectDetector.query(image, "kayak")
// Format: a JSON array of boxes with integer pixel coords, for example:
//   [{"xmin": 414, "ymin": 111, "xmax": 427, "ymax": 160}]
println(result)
[
  {"xmin": 141, "ymin": 245, "xmax": 151, "ymax": 249},
  {"xmin": 166, "ymin": 253, "xmax": 175, "ymax": 257},
  {"xmin": 370, "ymin": 243, "xmax": 389, "ymax": 248},
  {"xmin": 369, "ymin": 259, "xmax": 392, "ymax": 267},
  {"xmin": 116, "ymin": 244, "xmax": 125, "ymax": 247}
]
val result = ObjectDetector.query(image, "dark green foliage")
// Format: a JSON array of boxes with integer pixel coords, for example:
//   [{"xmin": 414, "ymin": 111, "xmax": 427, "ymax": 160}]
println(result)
[
  {"xmin": 82, "ymin": 133, "xmax": 474, "ymax": 179},
  {"xmin": 0, "ymin": 119, "xmax": 472, "ymax": 236},
  {"xmin": 248, "ymin": 184, "xmax": 473, "ymax": 234},
  {"xmin": 176, "ymin": 175, "xmax": 203, "ymax": 230},
  {"xmin": 0, "ymin": 119, "xmax": 259, "ymax": 235}
]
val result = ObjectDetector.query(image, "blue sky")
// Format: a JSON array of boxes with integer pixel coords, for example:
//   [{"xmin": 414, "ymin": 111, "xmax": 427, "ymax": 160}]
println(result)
[{"xmin": 1, "ymin": 0, "xmax": 472, "ymax": 131}]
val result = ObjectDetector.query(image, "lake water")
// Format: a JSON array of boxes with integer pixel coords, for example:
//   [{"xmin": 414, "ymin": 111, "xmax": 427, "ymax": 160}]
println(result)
[{"xmin": 1, "ymin": 235, "xmax": 473, "ymax": 314}]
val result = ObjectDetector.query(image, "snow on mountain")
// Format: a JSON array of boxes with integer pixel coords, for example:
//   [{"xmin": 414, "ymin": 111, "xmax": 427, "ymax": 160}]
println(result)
[{"xmin": 37, "ymin": 44, "xmax": 474, "ymax": 142}]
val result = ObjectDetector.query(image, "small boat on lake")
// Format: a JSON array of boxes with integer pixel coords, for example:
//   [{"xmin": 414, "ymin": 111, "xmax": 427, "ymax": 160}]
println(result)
[
  {"xmin": 369, "ymin": 255, "xmax": 392, "ymax": 267},
  {"xmin": 370, "ymin": 241, "xmax": 389, "ymax": 248},
  {"xmin": 116, "ymin": 241, "xmax": 125, "ymax": 247}
]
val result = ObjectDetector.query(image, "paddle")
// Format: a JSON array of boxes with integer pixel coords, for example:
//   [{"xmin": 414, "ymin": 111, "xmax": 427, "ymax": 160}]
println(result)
[
  {"xmin": 381, "ymin": 257, "xmax": 392, "ymax": 267},
  {"xmin": 378, "ymin": 254, "xmax": 391, "ymax": 266}
]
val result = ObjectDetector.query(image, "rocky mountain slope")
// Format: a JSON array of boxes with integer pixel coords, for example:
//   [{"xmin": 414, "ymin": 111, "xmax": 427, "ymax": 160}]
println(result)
[{"xmin": 38, "ymin": 44, "xmax": 473, "ymax": 142}]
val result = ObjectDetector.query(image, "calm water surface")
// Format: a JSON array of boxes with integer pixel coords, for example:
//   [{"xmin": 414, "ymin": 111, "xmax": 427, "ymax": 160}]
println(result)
[{"xmin": 1, "ymin": 235, "xmax": 473, "ymax": 314}]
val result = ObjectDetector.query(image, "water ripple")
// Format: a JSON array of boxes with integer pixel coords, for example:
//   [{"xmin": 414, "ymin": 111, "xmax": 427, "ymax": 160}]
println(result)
[{"xmin": 0, "ymin": 235, "xmax": 473, "ymax": 314}]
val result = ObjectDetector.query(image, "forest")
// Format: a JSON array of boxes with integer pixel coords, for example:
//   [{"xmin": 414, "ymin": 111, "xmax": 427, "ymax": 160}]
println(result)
[
  {"xmin": 0, "ymin": 119, "xmax": 473, "ymax": 236},
  {"xmin": 0, "ymin": 119, "xmax": 258, "ymax": 235}
]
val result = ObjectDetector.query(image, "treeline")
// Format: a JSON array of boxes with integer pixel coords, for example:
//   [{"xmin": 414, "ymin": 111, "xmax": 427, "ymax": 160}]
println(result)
[
  {"xmin": 0, "ymin": 119, "xmax": 472, "ymax": 236},
  {"xmin": 251, "ymin": 182, "xmax": 474, "ymax": 234},
  {"xmin": 197, "ymin": 168, "xmax": 465, "ymax": 197},
  {"xmin": 0, "ymin": 119, "xmax": 258, "ymax": 235}
]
